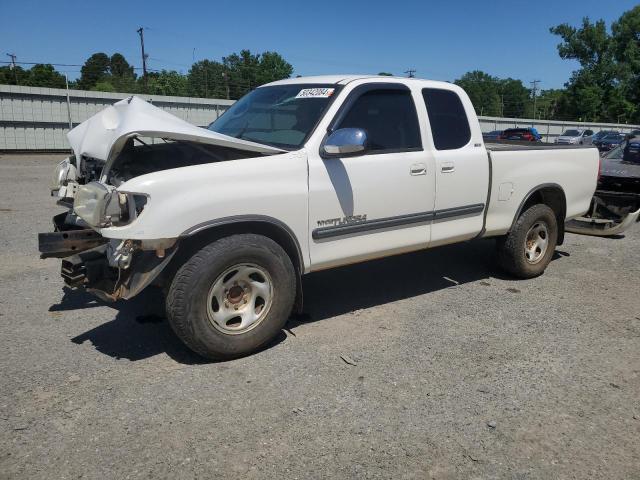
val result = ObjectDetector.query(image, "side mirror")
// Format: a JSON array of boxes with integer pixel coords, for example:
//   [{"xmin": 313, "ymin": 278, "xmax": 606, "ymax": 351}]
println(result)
[{"xmin": 322, "ymin": 128, "xmax": 368, "ymax": 157}]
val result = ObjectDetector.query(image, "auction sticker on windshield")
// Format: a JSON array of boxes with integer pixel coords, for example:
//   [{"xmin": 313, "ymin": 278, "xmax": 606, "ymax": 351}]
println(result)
[{"xmin": 295, "ymin": 88, "xmax": 335, "ymax": 98}]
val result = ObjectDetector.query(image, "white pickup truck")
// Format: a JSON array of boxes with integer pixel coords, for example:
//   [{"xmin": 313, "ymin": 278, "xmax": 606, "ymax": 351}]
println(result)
[{"xmin": 40, "ymin": 75, "xmax": 599, "ymax": 359}]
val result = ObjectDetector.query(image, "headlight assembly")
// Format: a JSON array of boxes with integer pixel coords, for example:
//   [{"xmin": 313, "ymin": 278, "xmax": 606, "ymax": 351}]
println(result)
[
  {"xmin": 74, "ymin": 181, "xmax": 148, "ymax": 228},
  {"xmin": 50, "ymin": 157, "xmax": 78, "ymax": 192}
]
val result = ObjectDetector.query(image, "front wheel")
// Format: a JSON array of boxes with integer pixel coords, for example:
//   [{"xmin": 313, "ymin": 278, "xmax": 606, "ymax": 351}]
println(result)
[
  {"xmin": 166, "ymin": 234, "xmax": 296, "ymax": 360},
  {"xmin": 496, "ymin": 204, "xmax": 558, "ymax": 279}
]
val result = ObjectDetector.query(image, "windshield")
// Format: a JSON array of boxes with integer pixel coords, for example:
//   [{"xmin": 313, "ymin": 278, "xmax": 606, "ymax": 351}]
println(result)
[
  {"xmin": 208, "ymin": 84, "xmax": 338, "ymax": 149},
  {"xmin": 562, "ymin": 129, "xmax": 581, "ymax": 136}
]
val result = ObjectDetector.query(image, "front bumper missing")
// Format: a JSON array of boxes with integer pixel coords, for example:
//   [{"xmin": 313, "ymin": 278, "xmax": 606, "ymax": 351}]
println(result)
[
  {"xmin": 39, "ymin": 211, "xmax": 177, "ymax": 301},
  {"xmin": 38, "ymin": 212, "xmax": 107, "ymax": 259},
  {"xmin": 58, "ymin": 244, "xmax": 177, "ymax": 301}
]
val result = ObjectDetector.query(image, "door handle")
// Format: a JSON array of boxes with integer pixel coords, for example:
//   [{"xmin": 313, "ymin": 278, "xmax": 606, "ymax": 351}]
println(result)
[
  {"xmin": 441, "ymin": 161, "xmax": 455, "ymax": 173},
  {"xmin": 410, "ymin": 163, "xmax": 427, "ymax": 176}
]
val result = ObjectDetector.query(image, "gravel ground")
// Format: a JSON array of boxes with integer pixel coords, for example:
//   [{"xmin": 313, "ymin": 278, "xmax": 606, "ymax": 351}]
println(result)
[{"xmin": 1, "ymin": 153, "xmax": 639, "ymax": 479}]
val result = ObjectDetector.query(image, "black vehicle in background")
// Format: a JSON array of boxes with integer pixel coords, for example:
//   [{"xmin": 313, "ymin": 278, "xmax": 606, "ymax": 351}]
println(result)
[
  {"xmin": 591, "ymin": 130, "xmax": 620, "ymax": 143},
  {"xmin": 499, "ymin": 128, "xmax": 541, "ymax": 142},
  {"xmin": 566, "ymin": 135, "xmax": 640, "ymax": 236},
  {"xmin": 593, "ymin": 132, "xmax": 626, "ymax": 154}
]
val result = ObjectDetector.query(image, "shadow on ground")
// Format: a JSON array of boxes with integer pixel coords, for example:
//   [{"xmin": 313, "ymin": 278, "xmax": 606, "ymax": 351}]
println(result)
[{"xmin": 51, "ymin": 239, "xmax": 569, "ymax": 363}]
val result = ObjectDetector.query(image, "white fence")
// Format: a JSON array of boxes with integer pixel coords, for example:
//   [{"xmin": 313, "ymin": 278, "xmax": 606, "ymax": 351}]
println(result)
[
  {"xmin": 1, "ymin": 84, "xmax": 638, "ymax": 150},
  {"xmin": 478, "ymin": 116, "xmax": 639, "ymax": 143}
]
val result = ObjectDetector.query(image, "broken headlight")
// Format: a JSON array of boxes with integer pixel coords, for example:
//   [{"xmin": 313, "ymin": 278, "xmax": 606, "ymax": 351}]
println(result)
[
  {"xmin": 50, "ymin": 157, "xmax": 77, "ymax": 192},
  {"xmin": 74, "ymin": 181, "xmax": 148, "ymax": 228}
]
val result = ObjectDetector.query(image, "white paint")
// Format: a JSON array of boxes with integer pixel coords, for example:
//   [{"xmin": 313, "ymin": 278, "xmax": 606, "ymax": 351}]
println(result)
[{"xmin": 67, "ymin": 76, "xmax": 598, "ymax": 274}]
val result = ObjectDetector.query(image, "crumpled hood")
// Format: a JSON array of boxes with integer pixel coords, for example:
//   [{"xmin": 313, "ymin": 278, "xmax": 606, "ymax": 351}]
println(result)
[{"xmin": 67, "ymin": 96, "xmax": 285, "ymax": 162}]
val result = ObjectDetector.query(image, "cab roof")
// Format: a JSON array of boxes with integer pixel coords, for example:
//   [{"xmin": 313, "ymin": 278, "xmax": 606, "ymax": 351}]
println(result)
[{"xmin": 263, "ymin": 74, "xmax": 454, "ymax": 90}]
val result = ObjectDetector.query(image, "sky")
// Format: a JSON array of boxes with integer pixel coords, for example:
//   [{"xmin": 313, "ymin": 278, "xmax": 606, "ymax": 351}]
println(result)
[{"xmin": 1, "ymin": 0, "xmax": 638, "ymax": 89}]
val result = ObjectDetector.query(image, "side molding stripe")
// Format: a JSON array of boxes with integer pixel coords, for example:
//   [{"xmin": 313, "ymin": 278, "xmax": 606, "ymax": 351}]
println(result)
[{"xmin": 312, "ymin": 203, "xmax": 485, "ymax": 240}]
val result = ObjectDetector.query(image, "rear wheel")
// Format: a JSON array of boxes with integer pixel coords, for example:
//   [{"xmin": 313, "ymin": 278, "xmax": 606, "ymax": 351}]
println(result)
[
  {"xmin": 496, "ymin": 204, "xmax": 558, "ymax": 279},
  {"xmin": 166, "ymin": 234, "xmax": 296, "ymax": 360}
]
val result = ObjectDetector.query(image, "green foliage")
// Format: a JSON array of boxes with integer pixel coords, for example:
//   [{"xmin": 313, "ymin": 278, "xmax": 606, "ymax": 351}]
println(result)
[
  {"xmin": 24, "ymin": 64, "xmax": 67, "ymax": 88},
  {"xmin": 550, "ymin": 6, "xmax": 640, "ymax": 123},
  {"xmin": 377, "ymin": 72, "xmax": 393, "ymax": 76},
  {"xmin": 92, "ymin": 80, "xmax": 116, "ymax": 92},
  {"xmin": 454, "ymin": 71, "xmax": 503, "ymax": 117},
  {"xmin": 78, "ymin": 52, "xmax": 111, "ymax": 90},
  {"xmin": 0, "ymin": 64, "xmax": 65, "ymax": 87},
  {"xmin": 187, "ymin": 50, "xmax": 293, "ymax": 99},
  {"xmin": 146, "ymin": 70, "xmax": 189, "ymax": 97}
]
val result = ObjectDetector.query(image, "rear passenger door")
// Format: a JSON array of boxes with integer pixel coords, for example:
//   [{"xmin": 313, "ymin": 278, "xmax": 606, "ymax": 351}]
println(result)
[{"xmin": 421, "ymin": 88, "xmax": 489, "ymax": 246}]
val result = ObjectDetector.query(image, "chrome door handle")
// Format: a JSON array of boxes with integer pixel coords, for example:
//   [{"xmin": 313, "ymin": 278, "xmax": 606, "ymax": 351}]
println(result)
[
  {"xmin": 441, "ymin": 161, "xmax": 455, "ymax": 173},
  {"xmin": 410, "ymin": 163, "xmax": 427, "ymax": 176}
]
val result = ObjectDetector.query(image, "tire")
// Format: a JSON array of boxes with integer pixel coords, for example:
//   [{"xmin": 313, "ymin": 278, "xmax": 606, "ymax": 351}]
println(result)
[
  {"xmin": 496, "ymin": 204, "xmax": 558, "ymax": 279},
  {"xmin": 166, "ymin": 234, "xmax": 296, "ymax": 360}
]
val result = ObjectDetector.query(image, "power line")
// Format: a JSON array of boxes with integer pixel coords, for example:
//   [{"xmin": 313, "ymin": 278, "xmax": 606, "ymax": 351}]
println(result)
[{"xmin": 405, "ymin": 68, "xmax": 416, "ymax": 78}]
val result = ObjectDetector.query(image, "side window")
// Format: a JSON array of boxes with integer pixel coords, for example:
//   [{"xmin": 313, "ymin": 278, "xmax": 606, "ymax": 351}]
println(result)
[
  {"xmin": 336, "ymin": 89, "xmax": 421, "ymax": 152},
  {"xmin": 585, "ymin": 130, "xmax": 593, "ymax": 136},
  {"xmin": 422, "ymin": 88, "xmax": 471, "ymax": 150}
]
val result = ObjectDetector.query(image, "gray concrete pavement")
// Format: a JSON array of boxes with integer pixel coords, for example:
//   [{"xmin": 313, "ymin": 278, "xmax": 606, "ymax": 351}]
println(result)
[{"xmin": 1, "ymin": 153, "xmax": 639, "ymax": 479}]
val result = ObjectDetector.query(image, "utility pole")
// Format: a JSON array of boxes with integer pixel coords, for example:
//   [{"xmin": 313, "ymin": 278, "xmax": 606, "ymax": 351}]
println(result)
[
  {"xmin": 6, "ymin": 53, "xmax": 18, "ymax": 83},
  {"xmin": 530, "ymin": 80, "xmax": 541, "ymax": 120},
  {"xmin": 222, "ymin": 72, "xmax": 229, "ymax": 100},
  {"xmin": 64, "ymin": 74, "xmax": 72, "ymax": 130},
  {"xmin": 404, "ymin": 68, "xmax": 416, "ymax": 78},
  {"xmin": 137, "ymin": 27, "xmax": 148, "ymax": 93}
]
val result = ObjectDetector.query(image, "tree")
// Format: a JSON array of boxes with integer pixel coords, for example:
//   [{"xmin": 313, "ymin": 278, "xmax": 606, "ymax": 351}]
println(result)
[
  {"xmin": 222, "ymin": 49, "xmax": 261, "ymax": 99},
  {"xmin": 257, "ymin": 51, "xmax": 293, "ymax": 86},
  {"xmin": 92, "ymin": 80, "xmax": 116, "ymax": 92},
  {"xmin": 0, "ymin": 65, "xmax": 29, "ymax": 85},
  {"xmin": 498, "ymin": 78, "xmax": 529, "ymax": 118},
  {"xmin": 78, "ymin": 52, "xmax": 111, "ymax": 90},
  {"xmin": 109, "ymin": 53, "xmax": 137, "ymax": 92},
  {"xmin": 611, "ymin": 5, "xmax": 640, "ymax": 123},
  {"xmin": 147, "ymin": 70, "xmax": 189, "ymax": 96},
  {"xmin": 378, "ymin": 72, "xmax": 393, "ymax": 76},
  {"xmin": 187, "ymin": 60, "xmax": 228, "ymax": 98},
  {"xmin": 187, "ymin": 50, "xmax": 293, "ymax": 99},
  {"xmin": 110, "ymin": 53, "xmax": 135, "ymax": 78},
  {"xmin": 454, "ymin": 71, "xmax": 501, "ymax": 116},
  {"xmin": 550, "ymin": 7, "xmax": 640, "ymax": 123},
  {"xmin": 25, "ymin": 64, "xmax": 66, "ymax": 88}
]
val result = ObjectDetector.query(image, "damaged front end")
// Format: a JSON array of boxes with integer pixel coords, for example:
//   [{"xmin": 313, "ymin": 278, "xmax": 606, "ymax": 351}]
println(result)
[
  {"xmin": 39, "ymin": 196, "xmax": 178, "ymax": 302},
  {"xmin": 566, "ymin": 136, "xmax": 640, "ymax": 237},
  {"xmin": 38, "ymin": 95, "xmax": 284, "ymax": 301}
]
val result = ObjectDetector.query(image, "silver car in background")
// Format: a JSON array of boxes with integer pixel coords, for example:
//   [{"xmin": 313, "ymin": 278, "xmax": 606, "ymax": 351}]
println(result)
[{"xmin": 555, "ymin": 128, "xmax": 594, "ymax": 145}]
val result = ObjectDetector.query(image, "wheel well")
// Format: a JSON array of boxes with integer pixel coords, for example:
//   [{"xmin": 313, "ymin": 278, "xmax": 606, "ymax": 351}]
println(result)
[
  {"xmin": 178, "ymin": 220, "xmax": 303, "ymax": 273},
  {"xmin": 158, "ymin": 219, "xmax": 305, "ymax": 313},
  {"xmin": 514, "ymin": 185, "xmax": 567, "ymax": 245}
]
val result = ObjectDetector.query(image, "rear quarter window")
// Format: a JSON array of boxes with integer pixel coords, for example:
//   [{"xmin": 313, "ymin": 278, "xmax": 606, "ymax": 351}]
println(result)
[{"xmin": 422, "ymin": 88, "xmax": 471, "ymax": 150}]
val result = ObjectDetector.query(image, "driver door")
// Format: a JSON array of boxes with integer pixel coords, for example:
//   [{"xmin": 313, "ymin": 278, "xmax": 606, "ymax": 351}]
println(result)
[{"xmin": 307, "ymin": 84, "xmax": 436, "ymax": 270}]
